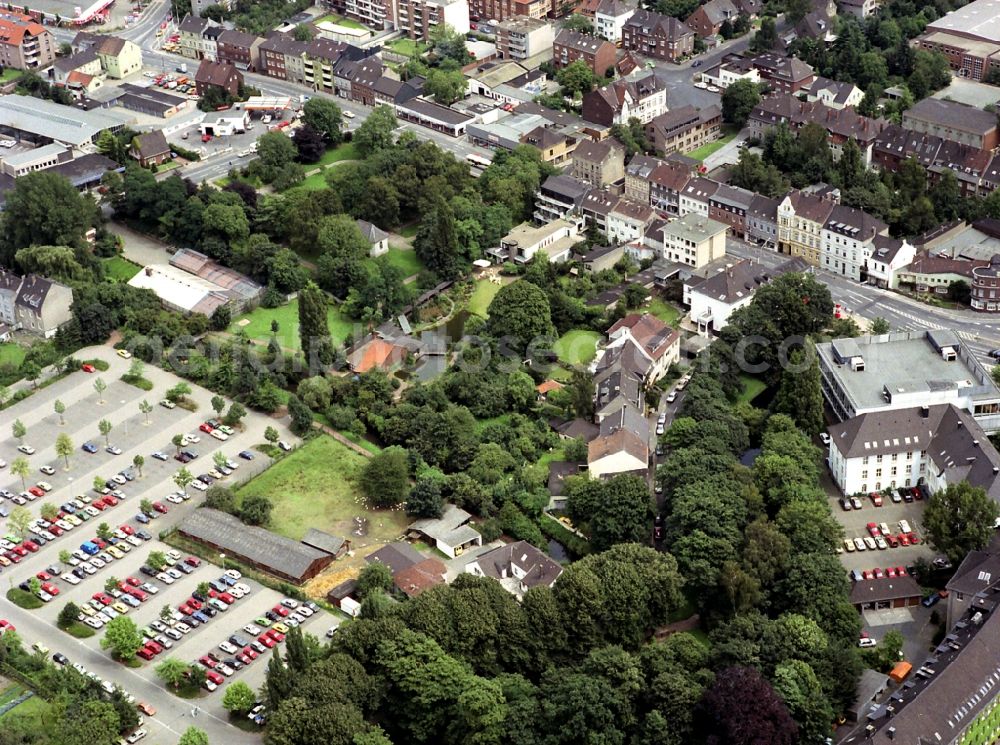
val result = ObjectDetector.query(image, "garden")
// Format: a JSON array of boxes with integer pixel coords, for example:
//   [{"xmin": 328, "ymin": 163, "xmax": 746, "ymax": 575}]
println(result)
[{"xmin": 228, "ymin": 298, "xmax": 355, "ymax": 349}]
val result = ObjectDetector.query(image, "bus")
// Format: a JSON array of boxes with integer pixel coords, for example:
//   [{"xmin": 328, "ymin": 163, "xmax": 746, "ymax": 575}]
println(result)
[{"xmin": 467, "ymin": 153, "xmax": 492, "ymax": 170}]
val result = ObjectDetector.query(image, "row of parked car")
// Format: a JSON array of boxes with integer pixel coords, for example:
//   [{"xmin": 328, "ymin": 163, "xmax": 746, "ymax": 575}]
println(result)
[
  {"xmin": 840, "ymin": 487, "xmax": 926, "ymax": 511},
  {"xmin": 843, "ymin": 520, "xmax": 921, "ymax": 554}
]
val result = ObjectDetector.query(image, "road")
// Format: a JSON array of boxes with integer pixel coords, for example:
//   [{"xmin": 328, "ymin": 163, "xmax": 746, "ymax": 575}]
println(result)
[{"xmin": 726, "ymin": 238, "xmax": 1000, "ymax": 362}]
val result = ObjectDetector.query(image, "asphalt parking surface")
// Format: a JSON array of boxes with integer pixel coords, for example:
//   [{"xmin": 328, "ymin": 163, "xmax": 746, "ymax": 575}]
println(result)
[{"xmin": 833, "ymin": 491, "xmax": 933, "ymax": 575}]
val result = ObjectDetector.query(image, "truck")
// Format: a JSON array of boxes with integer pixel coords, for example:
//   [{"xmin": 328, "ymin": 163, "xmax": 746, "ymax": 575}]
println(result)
[
  {"xmin": 80, "ymin": 541, "xmax": 100, "ymax": 555},
  {"xmin": 176, "ymin": 63, "xmax": 187, "ymax": 74}
]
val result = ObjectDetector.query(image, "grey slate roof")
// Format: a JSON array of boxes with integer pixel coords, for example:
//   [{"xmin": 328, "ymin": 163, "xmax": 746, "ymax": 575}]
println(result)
[
  {"xmin": 471, "ymin": 540, "xmax": 564, "ymax": 588},
  {"xmin": 300, "ymin": 528, "xmax": 347, "ymax": 556}
]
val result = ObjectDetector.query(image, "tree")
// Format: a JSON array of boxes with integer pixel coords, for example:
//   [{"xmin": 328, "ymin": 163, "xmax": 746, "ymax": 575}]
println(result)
[
  {"xmin": 98, "ymin": 418, "xmax": 113, "ymax": 447},
  {"xmin": 155, "ymin": 657, "xmax": 189, "ymax": 689},
  {"xmin": 211, "ymin": 395, "xmax": 226, "ymax": 418},
  {"xmin": 722, "ymin": 80, "xmax": 761, "ymax": 127},
  {"xmin": 58, "ymin": 601, "xmax": 81, "ymax": 628},
  {"xmin": 224, "ymin": 402, "xmax": 247, "ymax": 427},
  {"xmin": 240, "ymin": 494, "xmax": 273, "ymax": 526},
  {"xmin": 414, "ymin": 193, "xmax": 464, "ymax": 279},
  {"xmin": 41, "ymin": 503, "xmax": 59, "ymax": 522},
  {"xmin": 288, "ymin": 394, "xmax": 314, "ymax": 436},
  {"xmin": 166, "ymin": 382, "xmax": 192, "ymax": 403},
  {"xmin": 8, "ymin": 506, "xmax": 31, "ymax": 540},
  {"xmin": 429, "ymin": 22, "xmax": 471, "ymax": 63},
  {"xmin": 695, "ymin": 666, "xmax": 798, "ymax": 745},
  {"xmin": 205, "ymin": 486, "xmax": 236, "ymax": 513},
  {"xmin": 284, "ymin": 626, "xmax": 313, "ymax": 674},
  {"xmin": 100, "ymin": 615, "xmax": 144, "ymax": 660},
  {"xmin": 147, "ymin": 551, "xmax": 168, "ymax": 571},
  {"xmin": 356, "ymin": 562, "xmax": 393, "ymax": 599},
  {"xmin": 406, "ymin": 477, "xmax": 444, "ymax": 518},
  {"xmin": 424, "ymin": 67, "xmax": 468, "ymax": 105},
  {"xmin": 178, "ymin": 727, "xmax": 209, "ymax": 745},
  {"xmin": 771, "ymin": 344, "xmax": 824, "ymax": 436},
  {"xmin": 359, "ymin": 446, "xmax": 410, "ymax": 507},
  {"xmin": 133, "ymin": 454, "xmax": 144, "ymax": 478},
  {"xmin": 869, "ymin": 317, "xmax": 890, "ymax": 334},
  {"xmin": 486, "ymin": 280, "xmax": 554, "ymax": 348},
  {"xmin": 924, "ymin": 482, "xmax": 999, "ymax": 564},
  {"xmin": 93, "ymin": 377, "xmax": 107, "ymax": 404},
  {"xmin": 556, "ymin": 59, "xmax": 597, "ymax": 97},
  {"xmin": 159, "ymin": 604, "xmax": 173, "ymax": 621},
  {"xmin": 222, "ymin": 680, "xmax": 256, "ymax": 714},
  {"xmin": 293, "ymin": 124, "xmax": 327, "ymax": 163},
  {"xmin": 750, "ymin": 16, "xmax": 777, "ymax": 51},
  {"xmin": 11, "ymin": 457, "xmax": 29, "ymax": 491},
  {"xmin": 12, "ymin": 418, "xmax": 25, "ymax": 444},
  {"xmin": 562, "ymin": 13, "xmax": 593, "ymax": 33},
  {"xmin": 55, "ymin": 432, "xmax": 73, "ymax": 469},
  {"xmin": 567, "ymin": 474, "xmax": 652, "ymax": 551},
  {"xmin": 947, "ymin": 279, "xmax": 972, "ymax": 305},
  {"xmin": 353, "ymin": 105, "xmax": 397, "ymax": 157},
  {"xmin": 257, "ymin": 131, "xmax": 298, "ymax": 181},
  {"xmin": 97, "ymin": 522, "xmax": 113, "ymax": 541},
  {"xmin": 54, "ymin": 399, "xmax": 66, "ymax": 425},
  {"xmin": 139, "ymin": 399, "xmax": 153, "ymax": 425},
  {"xmin": 104, "ymin": 575, "xmax": 121, "ymax": 593},
  {"xmin": 302, "ymin": 97, "xmax": 344, "ymax": 143},
  {"xmin": 265, "ymin": 426, "xmax": 280, "ymax": 446},
  {"xmin": 298, "ymin": 282, "xmax": 335, "ymax": 369},
  {"xmin": 174, "ymin": 467, "xmax": 195, "ymax": 494},
  {"xmin": 93, "ymin": 476, "xmax": 106, "ymax": 493}
]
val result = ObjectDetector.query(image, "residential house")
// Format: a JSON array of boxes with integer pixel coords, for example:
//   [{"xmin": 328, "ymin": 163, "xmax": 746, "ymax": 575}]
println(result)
[
  {"xmin": 215, "ymin": 29, "xmax": 261, "ymax": 71},
  {"xmin": 12, "ymin": 274, "xmax": 73, "ymax": 339},
  {"xmin": 945, "ymin": 550, "xmax": 1000, "ymax": 628},
  {"xmin": 820, "ymin": 203, "xmax": 890, "ymax": 280},
  {"xmin": 366, "ymin": 543, "xmax": 446, "ymax": 597},
  {"xmin": 177, "ymin": 15, "xmax": 221, "ymax": 61},
  {"xmin": 648, "ymin": 161, "xmax": 693, "ymax": 216},
  {"xmin": 807, "ymin": 76, "xmax": 863, "ymax": 109},
  {"xmin": 645, "ymin": 104, "xmax": 722, "ymax": 155},
  {"xmin": 777, "ymin": 188, "xmax": 837, "ymax": 265},
  {"xmin": 895, "ymin": 254, "xmax": 984, "ymax": 295},
  {"xmin": 624, "ymin": 153, "xmax": 662, "ymax": 204},
  {"xmin": 259, "ymin": 34, "xmax": 311, "ymax": 83},
  {"xmin": 581, "ymin": 74, "xmax": 667, "ymax": 127},
  {"xmin": 972, "ymin": 254, "xmax": 1000, "ymax": 313},
  {"xmin": 815, "ymin": 330, "xmax": 1000, "ymax": 433},
  {"xmin": 700, "ymin": 55, "xmax": 759, "ymax": 89},
  {"xmin": 746, "ymin": 193, "xmax": 780, "ymax": 247},
  {"xmin": 129, "ymin": 130, "xmax": 171, "ymax": 168},
  {"xmin": 488, "ymin": 218, "xmax": 584, "ymax": 264},
  {"xmin": 622, "ymin": 9, "xmax": 695, "ymax": 61},
  {"xmin": 409, "ymin": 505, "xmax": 482, "ymax": 558},
  {"xmin": 838, "ymin": 0, "xmax": 882, "ymax": 17},
  {"xmin": 194, "ymin": 59, "xmax": 242, "ymax": 98},
  {"xmin": 392, "ymin": 0, "xmax": 470, "ymax": 40},
  {"xmin": 661, "ymin": 213, "xmax": 728, "ymax": 267},
  {"xmin": 594, "ymin": 364, "xmax": 644, "ymax": 421},
  {"xmin": 595, "ymin": 0, "xmax": 635, "ymax": 42},
  {"xmin": 902, "ymin": 98, "xmax": 1000, "ymax": 150},
  {"xmin": 534, "ymin": 173, "xmax": 591, "ymax": 222},
  {"xmin": 709, "ymin": 183, "xmax": 755, "ymax": 240},
  {"xmin": 465, "ymin": 541, "xmax": 564, "ymax": 598},
  {"xmin": 470, "ymin": 0, "xmax": 551, "ymax": 23},
  {"xmin": 495, "ymin": 16, "xmax": 554, "ymax": 61},
  {"xmin": 605, "ymin": 312, "xmax": 680, "ymax": 381},
  {"xmin": 579, "ymin": 188, "xmax": 620, "ymax": 234},
  {"xmin": 677, "ymin": 177, "xmax": 720, "ymax": 218},
  {"xmin": 750, "ymin": 52, "xmax": 815, "ymax": 93},
  {"xmin": 587, "ymin": 403, "xmax": 649, "ymax": 478},
  {"xmin": 684, "ymin": 257, "xmax": 772, "ymax": 335},
  {"xmin": 582, "ymin": 244, "xmax": 626, "ymax": 272},
  {"xmin": 0, "ymin": 16, "xmax": 54, "ymax": 70},
  {"xmin": 572, "ymin": 138, "xmax": 625, "ymax": 187},
  {"xmin": 0, "ymin": 269, "xmax": 19, "ymax": 329},
  {"xmin": 335, "ymin": 54, "xmax": 383, "ymax": 104},
  {"xmin": 827, "ymin": 403, "xmax": 1000, "ymax": 497},
  {"xmin": 864, "ymin": 235, "xmax": 915, "ymax": 289},
  {"xmin": 73, "ymin": 32, "xmax": 143, "ymax": 79},
  {"xmin": 356, "ymin": 219, "xmax": 389, "ymax": 257},
  {"xmin": 552, "ymin": 29, "xmax": 617, "ymax": 77},
  {"xmin": 53, "ymin": 50, "xmax": 102, "ymax": 86},
  {"xmin": 607, "ymin": 199, "xmax": 657, "ymax": 245},
  {"xmin": 686, "ymin": 0, "xmax": 739, "ymax": 37},
  {"xmin": 521, "ymin": 124, "xmax": 578, "ymax": 165}
]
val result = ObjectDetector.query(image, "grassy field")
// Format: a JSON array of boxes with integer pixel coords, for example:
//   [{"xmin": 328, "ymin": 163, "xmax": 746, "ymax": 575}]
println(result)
[
  {"xmin": 554, "ymin": 329, "xmax": 601, "ymax": 365},
  {"xmin": 644, "ymin": 297, "xmax": 682, "ymax": 327},
  {"xmin": 380, "ymin": 247, "xmax": 423, "ymax": 277},
  {"xmin": 315, "ymin": 13, "xmax": 369, "ymax": 30},
  {"xmin": 387, "ymin": 38, "xmax": 428, "ymax": 57},
  {"xmin": 737, "ymin": 374, "xmax": 768, "ymax": 405},
  {"xmin": 315, "ymin": 142, "xmax": 359, "ymax": 167},
  {"xmin": 468, "ymin": 279, "xmax": 502, "ymax": 317},
  {"xmin": 102, "ymin": 256, "xmax": 142, "ymax": 282},
  {"xmin": 0, "ymin": 343, "xmax": 25, "ymax": 368},
  {"xmin": 687, "ymin": 132, "xmax": 737, "ymax": 162},
  {"xmin": 229, "ymin": 299, "xmax": 354, "ymax": 348},
  {"xmin": 398, "ymin": 224, "xmax": 418, "ymax": 239},
  {"xmin": 0, "ymin": 690, "xmax": 47, "ymax": 722},
  {"xmin": 294, "ymin": 170, "xmax": 329, "ymax": 191},
  {"xmin": 236, "ymin": 435, "xmax": 410, "ymax": 545}
]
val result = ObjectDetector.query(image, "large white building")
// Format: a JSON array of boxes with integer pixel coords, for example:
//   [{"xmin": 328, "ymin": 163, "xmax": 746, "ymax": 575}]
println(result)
[
  {"xmin": 827, "ymin": 403, "xmax": 1000, "ymax": 498},
  {"xmin": 660, "ymin": 213, "xmax": 728, "ymax": 268},
  {"xmin": 684, "ymin": 258, "xmax": 769, "ymax": 336},
  {"xmin": 816, "ymin": 330, "xmax": 1000, "ymax": 434}
]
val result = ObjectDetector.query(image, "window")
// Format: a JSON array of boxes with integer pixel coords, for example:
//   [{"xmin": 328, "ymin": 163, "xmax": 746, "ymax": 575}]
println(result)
[
  {"xmin": 876, "ymin": 468, "xmax": 882, "ymax": 477},
  {"xmin": 891, "ymin": 467, "xmax": 897, "ymax": 476},
  {"xmin": 862, "ymin": 484, "xmax": 867, "ymax": 492},
  {"xmin": 862, "ymin": 456, "xmax": 869, "ymax": 465},
  {"xmin": 861, "ymin": 470, "xmax": 868, "ymax": 479}
]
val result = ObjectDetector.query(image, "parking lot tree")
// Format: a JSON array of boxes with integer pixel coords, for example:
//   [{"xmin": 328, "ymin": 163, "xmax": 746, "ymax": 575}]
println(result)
[
  {"xmin": 240, "ymin": 494, "xmax": 273, "ymax": 526},
  {"xmin": 12, "ymin": 418, "xmax": 25, "ymax": 444},
  {"xmin": 104, "ymin": 576, "xmax": 120, "ymax": 594},
  {"xmin": 172, "ymin": 434, "xmax": 184, "ymax": 454},
  {"xmin": 302, "ymin": 97, "xmax": 344, "ymax": 143},
  {"xmin": 166, "ymin": 382, "xmax": 192, "ymax": 403},
  {"xmin": 139, "ymin": 399, "xmax": 153, "ymax": 425},
  {"xmin": 196, "ymin": 582, "xmax": 211, "ymax": 597},
  {"xmin": 174, "ymin": 467, "xmax": 195, "ymax": 493},
  {"xmin": 187, "ymin": 663, "xmax": 207, "ymax": 690},
  {"xmin": 40, "ymin": 502, "xmax": 58, "ymax": 522},
  {"xmin": 210, "ymin": 395, "xmax": 226, "ymax": 417},
  {"xmin": 356, "ymin": 562, "xmax": 393, "ymax": 600},
  {"xmin": 55, "ymin": 432, "xmax": 73, "ymax": 470},
  {"xmin": 98, "ymin": 419, "xmax": 113, "ymax": 447},
  {"xmin": 96, "ymin": 522, "xmax": 113, "ymax": 541},
  {"xmin": 159, "ymin": 604, "xmax": 173, "ymax": 622},
  {"xmin": 139, "ymin": 499, "xmax": 153, "ymax": 517},
  {"xmin": 178, "ymin": 726, "xmax": 209, "ymax": 745},
  {"xmin": 148, "ymin": 551, "xmax": 168, "ymax": 571},
  {"xmin": 27, "ymin": 577, "xmax": 41, "ymax": 595},
  {"xmin": 222, "ymin": 679, "xmax": 256, "ymax": 715},
  {"xmin": 212, "ymin": 452, "xmax": 228, "ymax": 471},
  {"xmin": 155, "ymin": 657, "xmax": 188, "ymax": 689},
  {"xmin": 924, "ymin": 482, "xmax": 999, "ymax": 564},
  {"xmin": 54, "ymin": 399, "xmax": 65, "ymax": 425},
  {"xmin": 22, "ymin": 360, "xmax": 40, "ymax": 389},
  {"xmin": 59, "ymin": 549, "xmax": 72, "ymax": 565},
  {"xmin": 93, "ymin": 377, "xmax": 107, "ymax": 404},
  {"xmin": 8, "ymin": 505, "xmax": 30, "ymax": 539},
  {"xmin": 133, "ymin": 454, "xmax": 144, "ymax": 478},
  {"xmin": 359, "ymin": 446, "xmax": 410, "ymax": 508},
  {"xmin": 205, "ymin": 486, "xmax": 236, "ymax": 513},
  {"xmin": 58, "ymin": 601, "xmax": 80, "ymax": 627},
  {"xmin": 10, "ymin": 456, "xmax": 28, "ymax": 491},
  {"xmin": 265, "ymin": 652, "xmax": 295, "ymax": 709},
  {"xmin": 92, "ymin": 476, "xmax": 105, "ymax": 493},
  {"xmin": 223, "ymin": 401, "xmax": 247, "ymax": 428}
]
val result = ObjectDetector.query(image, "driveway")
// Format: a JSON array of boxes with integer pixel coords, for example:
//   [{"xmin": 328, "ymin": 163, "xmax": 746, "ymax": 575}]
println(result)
[{"xmin": 108, "ymin": 223, "xmax": 174, "ymax": 267}]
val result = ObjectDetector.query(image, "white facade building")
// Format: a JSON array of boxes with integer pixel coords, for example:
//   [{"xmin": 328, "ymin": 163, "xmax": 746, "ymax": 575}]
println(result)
[{"xmin": 595, "ymin": 0, "xmax": 635, "ymax": 42}]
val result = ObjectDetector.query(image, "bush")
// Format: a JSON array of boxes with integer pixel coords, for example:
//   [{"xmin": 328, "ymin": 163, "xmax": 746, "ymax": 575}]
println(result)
[{"xmin": 169, "ymin": 143, "xmax": 202, "ymax": 161}]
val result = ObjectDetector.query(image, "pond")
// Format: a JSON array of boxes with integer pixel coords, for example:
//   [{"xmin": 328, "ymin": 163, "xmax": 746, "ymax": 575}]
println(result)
[
  {"xmin": 444, "ymin": 309, "xmax": 471, "ymax": 341},
  {"xmin": 548, "ymin": 538, "xmax": 569, "ymax": 563},
  {"xmin": 740, "ymin": 447, "xmax": 762, "ymax": 467}
]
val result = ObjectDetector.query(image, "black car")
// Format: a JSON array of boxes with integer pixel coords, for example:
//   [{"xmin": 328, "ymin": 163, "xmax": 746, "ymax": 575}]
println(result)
[
  {"xmin": 174, "ymin": 453, "xmax": 190, "ymax": 463},
  {"xmin": 989, "ymin": 349, "xmax": 1000, "ymax": 360},
  {"xmin": 191, "ymin": 591, "xmax": 207, "ymax": 602},
  {"xmin": 230, "ymin": 635, "xmax": 249, "ymax": 648},
  {"xmin": 18, "ymin": 581, "xmax": 30, "ymax": 592},
  {"xmin": 136, "ymin": 530, "xmax": 152, "ymax": 541},
  {"xmin": 53, "ymin": 652, "xmax": 68, "ymax": 665},
  {"xmin": 182, "ymin": 450, "xmax": 199, "ymax": 460},
  {"xmin": 198, "ymin": 474, "xmax": 214, "ymax": 485},
  {"xmin": 238, "ymin": 451, "xmax": 254, "ymax": 461},
  {"xmin": 177, "ymin": 562, "xmax": 194, "ymax": 574},
  {"xmin": 183, "ymin": 615, "xmax": 200, "ymax": 627},
  {"xmin": 201, "ymin": 606, "xmax": 217, "ymax": 618},
  {"xmin": 265, "ymin": 610, "xmax": 279, "ymax": 622},
  {"xmin": 226, "ymin": 657, "xmax": 242, "ymax": 670},
  {"xmin": 139, "ymin": 565, "xmax": 157, "ymax": 577},
  {"xmin": 73, "ymin": 568, "xmax": 86, "ymax": 579}
]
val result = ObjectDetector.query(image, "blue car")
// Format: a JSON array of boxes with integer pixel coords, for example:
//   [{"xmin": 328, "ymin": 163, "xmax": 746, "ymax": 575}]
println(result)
[
  {"xmin": 81, "ymin": 442, "xmax": 98, "ymax": 454},
  {"xmin": 135, "ymin": 513, "xmax": 150, "ymax": 524},
  {"xmin": 238, "ymin": 451, "xmax": 254, "ymax": 461}
]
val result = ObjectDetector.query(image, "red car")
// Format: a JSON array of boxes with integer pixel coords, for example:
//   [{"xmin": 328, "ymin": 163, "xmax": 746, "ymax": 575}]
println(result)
[
  {"xmin": 237, "ymin": 652, "xmax": 252, "ymax": 666},
  {"xmin": 81, "ymin": 364, "xmax": 95, "ymax": 373},
  {"xmin": 257, "ymin": 634, "xmax": 275, "ymax": 649},
  {"xmin": 862, "ymin": 569, "xmax": 874, "ymax": 580},
  {"xmin": 12, "ymin": 545, "xmax": 27, "ymax": 557},
  {"xmin": 137, "ymin": 648, "xmax": 155, "ymax": 661},
  {"xmin": 128, "ymin": 589, "xmax": 148, "ymax": 602},
  {"xmin": 895, "ymin": 566, "xmax": 907, "ymax": 575},
  {"xmin": 28, "ymin": 487, "xmax": 44, "ymax": 498},
  {"xmin": 898, "ymin": 533, "xmax": 910, "ymax": 546},
  {"xmin": 219, "ymin": 593, "xmax": 235, "ymax": 604},
  {"xmin": 272, "ymin": 605, "xmax": 289, "ymax": 617},
  {"xmin": 873, "ymin": 567, "xmax": 885, "ymax": 579},
  {"xmin": 188, "ymin": 599, "xmax": 202, "ymax": 610},
  {"xmin": 93, "ymin": 538, "xmax": 107, "ymax": 549},
  {"xmin": 199, "ymin": 655, "xmax": 218, "ymax": 669},
  {"xmin": 908, "ymin": 532, "xmax": 920, "ymax": 544},
  {"xmin": 912, "ymin": 487, "xmax": 922, "ymax": 500},
  {"xmin": 48, "ymin": 524, "xmax": 64, "ymax": 536},
  {"xmin": 145, "ymin": 640, "xmax": 163, "ymax": 654},
  {"xmin": 36, "ymin": 571, "xmax": 51, "ymax": 581},
  {"xmin": 103, "ymin": 496, "xmax": 118, "ymax": 507},
  {"xmin": 866, "ymin": 522, "xmax": 880, "ymax": 537},
  {"xmin": 199, "ymin": 423, "xmax": 213, "ymax": 433},
  {"xmin": 0, "ymin": 619, "xmax": 15, "ymax": 633},
  {"xmin": 93, "ymin": 593, "xmax": 113, "ymax": 605},
  {"xmin": 178, "ymin": 604, "xmax": 194, "ymax": 616},
  {"xmin": 120, "ymin": 525, "xmax": 135, "ymax": 536},
  {"xmin": 242, "ymin": 646, "xmax": 258, "ymax": 660},
  {"xmin": 92, "ymin": 501, "xmax": 107, "ymax": 511},
  {"xmin": 152, "ymin": 502, "xmax": 167, "ymax": 514},
  {"xmin": 886, "ymin": 567, "xmax": 897, "ymax": 578},
  {"xmin": 40, "ymin": 582, "xmax": 59, "ymax": 596},
  {"xmin": 185, "ymin": 556, "xmax": 201, "ymax": 567},
  {"xmin": 21, "ymin": 541, "xmax": 38, "ymax": 553},
  {"xmin": 126, "ymin": 576, "xmax": 141, "ymax": 587},
  {"xmin": 205, "ymin": 670, "xmax": 224, "ymax": 685},
  {"xmin": 886, "ymin": 533, "xmax": 898, "ymax": 548},
  {"xmin": 267, "ymin": 629, "xmax": 285, "ymax": 643},
  {"xmin": 5, "ymin": 551, "xmax": 21, "ymax": 564}
]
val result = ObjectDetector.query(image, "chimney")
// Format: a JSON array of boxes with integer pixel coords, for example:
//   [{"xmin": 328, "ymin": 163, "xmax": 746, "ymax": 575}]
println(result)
[
  {"xmin": 974, "ymin": 440, "xmax": 980, "ymax": 448},
  {"xmin": 145, "ymin": 267, "xmax": 153, "ymax": 276},
  {"xmin": 920, "ymin": 405, "xmax": 929, "ymax": 418}
]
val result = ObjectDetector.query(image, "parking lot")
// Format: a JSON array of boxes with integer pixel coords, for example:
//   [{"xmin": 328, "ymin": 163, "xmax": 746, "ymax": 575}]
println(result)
[{"xmin": 0, "ymin": 346, "xmax": 326, "ymax": 742}]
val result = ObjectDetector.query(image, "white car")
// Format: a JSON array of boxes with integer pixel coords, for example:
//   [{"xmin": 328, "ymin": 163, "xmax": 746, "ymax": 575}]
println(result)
[
  {"xmin": 61, "ymin": 573, "xmax": 81, "ymax": 585},
  {"xmin": 84, "ymin": 617, "xmax": 104, "ymax": 629},
  {"xmin": 37, "ymin": 481, "xmax": 53, "ymax": 491},
  {"xmin": 234, "ymin": 583, "xmax": 251, "ymax": 596},
  {"xmin": 166, "ymin": 494, "xmax": 184, "ymax": 504},
  {"xmin": 864, "ymin": 536, "xmax": 877, "ymax": 550},
  {"xmin": 90, "ymin": 557, "xmax": 106, "ymax": 569},
  {"xmin": 185, "ymin": 434, "xmax": 201, "ymax": 444},
  {"xmin": 858, "ymin": 638, "xmax": 877, "ymax": 648},
  {"xmin": 280, "ymin": 597, "xmax": 298, "ymax": 609},
  {"xmin": 140, "ymin": 582, "xmax": 158, "ymax": 595},
  {"xmin": 166, "ymin": 550, "xmax": 181, "ymax": 561},
  {"xmin": 853, "ymin": 537, "xmax": 866, "ymax": 551},
  {"xmin": 81, "ymin": 563, "xmax": 97, "ymax": 575},
  {"xmin": 225, "ymin": 569, "xmax": 242, "ymax": 581},
  {"xmin": 218, "ymin": 641, "xmax": 238, "ymax": 654},
  {"xmin": 210, "ymin": 429, "xmax": 229, "ymax": 441},
  {"xmin": 298, "ymin": 606, "xmax": 314, "ymax": 617},
  {"xmin": 243, "ymin": 623, "xmax": 261, "ymax": 636},
  {"xmin": 188, "ymin": 480, "xmax": 207, "ymax": 492},
  {"xmin": 156, "ymin": 572, "xmax": 175, "ymax": 585},
  {"xmin": 18, "ymin": 445, "xmax": 35, "ymax": 455},
  {"xmin": 899, "ymin": 519, "xmax": 912, "ymax": 534}
]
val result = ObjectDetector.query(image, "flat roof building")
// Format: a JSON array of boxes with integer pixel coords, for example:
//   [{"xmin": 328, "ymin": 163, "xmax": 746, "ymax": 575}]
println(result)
[
  {"xmin": 817, "ymin": 330, "xmax": 1000, "ymax": 433},
  {"xmin": 0, "ymin": 95, "xmax": 132, "ymax": 147},
  {"xmin": 128, "ymin": 264, "xmax": 231, "ymax": 317}
]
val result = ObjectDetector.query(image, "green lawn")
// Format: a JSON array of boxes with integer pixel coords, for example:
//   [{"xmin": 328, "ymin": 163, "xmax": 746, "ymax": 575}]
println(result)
[
  {"xmin": 103, "ymin": 256, "xmax": 142, "ymax": 282},
  {"xmin": 0, "ymin": 68, "xmax": 22, "ymax": 82},
  {"xmin": 387, "ymin": 38, "xmax": 428, "ymax": 57},
  {"xmin": 229, "ymin": 299, "xmax": 354, "ymax": 348},
  {"xmin": 315, "ymin": 142, "xmax": 359, "ymax": 167},
  {"xmin": 0, "ymin": 691, "xmax": 47, "ymax": 723},
  {"xmin": 643, "ymin": 298, "xmax": 682, "ymax": 327},
  {"xmin": 554, "ymin": 329, "xmax": 601, "ymax": 365},
  {"xmin": 737, "ymin": 374, "xmax": 768, "ymax": 405},
  {"xmin": 686, "ymin": 132, "xmax": 737, "ymax": 162},
  {"xmin": 0, "ymin": 342, "xmax": 26, "ymax": 368},
  {"xmin": 236, "ymin": 435, "xmax": 411, "ymax": 545},
  {"xmin": 380, "ymin": 247, "xmax": 423, "ymax": 277},
  {"xmin": 315, "ymin": 13, "xmax": 369, "ymax": 30},
  {"xmin": 398, "ymin": 224, "xmax": 419, "ymax": 239},
  {"xmin": 468, "ymin": 279, "xmax": 503, "ymax": 317}
]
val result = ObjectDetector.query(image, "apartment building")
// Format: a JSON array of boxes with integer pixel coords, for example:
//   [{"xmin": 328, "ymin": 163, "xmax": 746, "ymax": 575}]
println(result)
[
  {"xmin": 678, "ymin": 176, "xmax": 719, "ymax": 217},
  {"xmin": 622, "ymin": 10, "xmax": 695, "ymax": 61},
  {"xmin": 552, "ymin": 29, "xmax": 616, "ymax": 76},
  {"xmin": 648, "ymin": 161, "xmax": 692, "ymax": 216},
  {"xmin": 469, "ymin": 0, "xmax": 551, "ymax": 22},
  {"xmin": 972, "ymin": 254, "xmax": 1000, "ymax": 312},
  {"xmin": 393, "ymin": 0, "xmax": 470, "ymax": 40},
  {"xmin": 581, "ymin": 74, "xmax": 667, "ymax": 127},
  {"xmin": 708, "ymin": 184, "xmax": 755, "ymax": 240},
  {"xmin": 624, "ymin": 153, "xmax": 662, "ymax": 204},
  {"xmin": 178, "ymin": 15, "xmax": 222, "ymax": 60},
  {"xmin": 7, "ymin": 274, "xmax": 73, "ymax": 338},
  {"xmin": 571, "ymin": 138, "xmax": 625, "ymax": 187},
  {"xmin": 864, "ymin": 235, "xmax": 915, "ymax": 289},
  {"xmin": 777, "ymin": 189, "xmax": 837, "ymax": 266},
  {"xmin": 216, "ymin": 29, "xmax": 262, "ymax": 71},
  {"xmin": 750, "ymin": 52, "xmax": 815, "ymax": 93},
  {"xmin": 902, "ymin": 98, "xmax": 1000, "ymax": 150},
  {"xmin": 819, "ymin": 204, "xmax": 890, "ymax": 280},
  {"xmin": 594, "ymin": 0, "xmax": 634, "ymax": 42},
  {"xmin": 495, "ymin": 16, "xmax": 553, "ymax": 60},
  {"xmin": 345, "ymin": 0, "xmax": 390, "ymax": 29},
  {"xmin": 607, "ymin": 199, "xmax": 656, "ymax": 244},
  {"xmin": 645, "ymin": 104, "xmax": 722, "ymax": 155},
  {"xmin": 660, "ymin": 213, "xmax": 728, "ymax": 268},
  {"xmin": 807, "ymin": 76, "xmax": 863, "ymax": 109},
  {"xmin": 686, "ymin": 0, "xmax": 738, "ymax": 37},
  {"xmin": 73, "ymin": 32, "xmax": 143, "ymax": 78},
  {"xmin": 0, "ymin": 16, "xmax": 54, "ymax": 70}
]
